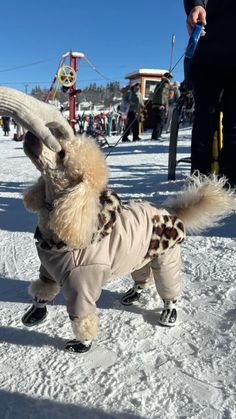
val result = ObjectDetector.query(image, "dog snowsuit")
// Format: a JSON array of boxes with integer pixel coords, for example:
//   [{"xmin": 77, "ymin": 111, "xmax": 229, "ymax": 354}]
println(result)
[{"xmin": 32, "ymin": 191, "xmax": 185, "ymax": 320}]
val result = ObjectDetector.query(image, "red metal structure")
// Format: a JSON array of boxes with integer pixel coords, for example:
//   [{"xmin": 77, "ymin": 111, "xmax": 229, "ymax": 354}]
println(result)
[
  {"xmin": 62, "ymin": 51, "xmax": 85, "ymax": 130},
  {"xmin": 46, "ymin": 51, "xmax": 85, "ymax": 131},
  {"xmin": 69, "ymin": 53, "xmax": 77, "ymax": 129}
]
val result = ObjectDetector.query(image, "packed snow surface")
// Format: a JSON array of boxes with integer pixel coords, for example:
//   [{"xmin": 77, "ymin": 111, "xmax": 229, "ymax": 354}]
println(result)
[{"xmin": 0, "ymin": 127, "xmax": 236, "ymax": 419}]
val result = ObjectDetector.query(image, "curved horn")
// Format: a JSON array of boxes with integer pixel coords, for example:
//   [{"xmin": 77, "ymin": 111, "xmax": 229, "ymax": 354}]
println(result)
[{"xmin": 0, "ymin": 86, "xmax": 74, "ymax": 151}]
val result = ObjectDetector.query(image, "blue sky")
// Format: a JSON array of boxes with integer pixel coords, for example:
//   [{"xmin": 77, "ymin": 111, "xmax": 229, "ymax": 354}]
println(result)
[{"xmin": 0, "ymin": 0, "xmax": 188, "ymax": 93}]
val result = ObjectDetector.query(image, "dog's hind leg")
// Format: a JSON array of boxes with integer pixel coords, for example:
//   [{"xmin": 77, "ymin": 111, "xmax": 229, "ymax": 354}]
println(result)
[
  {"xmin": 22, "ymin": 269, "xmax": 60, "ymax": 327},
  {"xmin": 121, "ymin": 263, "xmax": 153, "ymax": 305},
  {"xmin": 151, "ymin": 245, "xmax": 181, "ymax": 327}
]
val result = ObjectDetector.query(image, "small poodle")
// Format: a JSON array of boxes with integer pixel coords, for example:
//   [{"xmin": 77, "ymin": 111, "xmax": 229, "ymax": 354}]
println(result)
[{"xmin": 22, "ymin": 131, "xmax": 235, "ymax": 353}]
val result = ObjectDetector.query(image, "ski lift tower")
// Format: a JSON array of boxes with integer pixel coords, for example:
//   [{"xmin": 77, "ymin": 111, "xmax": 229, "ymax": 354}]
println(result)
[{"xmin": 57, "ymin": 51, "xmax": 85, "ymax": 130}]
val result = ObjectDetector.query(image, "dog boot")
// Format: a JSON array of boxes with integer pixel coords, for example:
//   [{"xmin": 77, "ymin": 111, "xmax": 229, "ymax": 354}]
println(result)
[
  {"xmin": 159, "ymin": 299, "xmax": 177, "ymax": 327},
  {"xmin": 121, "ymin": 284, "xmax": 143, "ymax": 305},
  {"xmin": 22, "ymin": 298, "xmax": 48, "ymax": 327},
  {"xmin": 64, "ymin": 339, "xmax": 92, "ymax": 353}
]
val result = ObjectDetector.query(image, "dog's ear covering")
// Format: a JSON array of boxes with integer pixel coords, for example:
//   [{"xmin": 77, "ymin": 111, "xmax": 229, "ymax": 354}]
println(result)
[{"xmin": 49, "ymin": 136, "xmax": 108, "ymax": 248}]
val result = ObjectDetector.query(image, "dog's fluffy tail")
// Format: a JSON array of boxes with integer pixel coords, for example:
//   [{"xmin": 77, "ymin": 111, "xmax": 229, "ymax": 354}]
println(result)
[{"xmin": 164, "ymin": 174, "xmax": 236, "ymax": 234}]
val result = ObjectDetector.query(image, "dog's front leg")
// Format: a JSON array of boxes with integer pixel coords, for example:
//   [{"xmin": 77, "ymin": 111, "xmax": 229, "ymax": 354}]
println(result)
[
  {"xmin": 65, "ymin": 314, "xmax": 99, "ymax": 353},
  {"xmin": 22, "ymin": 271, "xmax": 60, "ymax": 327},
  {"xmin": 62, "ymin": 265, "xmax": 110, "ymax": 353}
]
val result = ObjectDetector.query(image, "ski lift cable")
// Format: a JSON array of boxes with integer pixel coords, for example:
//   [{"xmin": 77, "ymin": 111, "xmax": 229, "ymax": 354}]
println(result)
[
  {"xmin": 0, "ymin": 59, "xmax": 53, "ymax": 73},
  {"xmin": 83, "ymin": 56, "xmax": 112, "ymax": 82}
]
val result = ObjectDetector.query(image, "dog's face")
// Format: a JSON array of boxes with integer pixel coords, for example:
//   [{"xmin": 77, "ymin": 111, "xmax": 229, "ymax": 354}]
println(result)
[
  {"xmin": 24, "ymin": 132, "xmax": 79, "ymax": 190},
  {"xmin": 23, "ymin": 132, "xmax": 108, "ymax": 192}
]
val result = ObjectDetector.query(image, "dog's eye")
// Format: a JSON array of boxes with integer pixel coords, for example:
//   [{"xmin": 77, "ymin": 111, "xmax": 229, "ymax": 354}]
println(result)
[{"xmin": 58, "ymin": 150, "xmax": 65, "ymax": 160}]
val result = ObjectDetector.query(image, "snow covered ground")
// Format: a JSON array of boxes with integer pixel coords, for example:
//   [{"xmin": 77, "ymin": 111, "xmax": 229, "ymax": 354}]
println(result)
[{"xmin": 0, "ymin": 126, "xmax": 236, "ymax": 419}]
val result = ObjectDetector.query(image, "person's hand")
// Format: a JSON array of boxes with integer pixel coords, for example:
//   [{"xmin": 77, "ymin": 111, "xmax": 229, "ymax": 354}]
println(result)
[
  {"xmin": 186, "ymin": 6, "xmax": 207, "ymax": 35},
  {"xmin": 0, "ymin": 87, "xmax": 74, "ymax": 151}
]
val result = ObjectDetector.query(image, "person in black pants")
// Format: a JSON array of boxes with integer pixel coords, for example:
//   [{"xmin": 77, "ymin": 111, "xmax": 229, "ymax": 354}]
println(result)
[
  {"xmin": 123, "ymin": 109, "xmax": 140, "ymax": 142},
  {"xmin": 184, "ymin": 0, "xmax": 236, "ymax": 187},
  {"xmin": 151, "ymin": 73, "xmax": 172, "ymax": 140},
  {"xmin": 2, "ymin": 116, "xmax": 10, "ymax": 136},
  {"xmin": 122, "ymin": 83, "xmax": 144, "ymax": 142}
]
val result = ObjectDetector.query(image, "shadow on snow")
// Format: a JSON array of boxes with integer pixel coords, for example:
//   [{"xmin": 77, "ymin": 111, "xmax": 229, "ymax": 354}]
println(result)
[{"xmin": 0, "ymin": 389, "xmax": 146, "ymax": 419}]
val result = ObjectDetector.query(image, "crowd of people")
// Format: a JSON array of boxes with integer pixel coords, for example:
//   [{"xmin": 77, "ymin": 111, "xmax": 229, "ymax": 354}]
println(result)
[{"xmin": 1, "ymin": 80, "xmax": 182, "ymax": 148}]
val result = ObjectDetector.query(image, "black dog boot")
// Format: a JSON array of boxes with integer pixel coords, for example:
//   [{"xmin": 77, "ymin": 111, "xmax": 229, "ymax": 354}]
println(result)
[
  {"xmin": 121, "ymin": 284, "xmax": 143, "ymax": 305},
  {"xmin": 159, "ymin": 299, "xmax": 177, "ymax": 327},
  {"xmin": 64, "ymin": 340, "xmax": 92, "ymax": 353},
  {"xmin": 22, "ymin": 298, "xmax": 48, "ymax": 327}
]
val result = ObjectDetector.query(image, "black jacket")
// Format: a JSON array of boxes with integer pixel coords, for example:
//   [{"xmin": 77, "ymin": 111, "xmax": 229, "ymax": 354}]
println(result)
[
  {"xmin": 184, "ymin": 0, "xmax": 236, "ymax": 80},
  {"xmin": 184, "ymin": 0, "xmax": 208, "ymax": 16}
]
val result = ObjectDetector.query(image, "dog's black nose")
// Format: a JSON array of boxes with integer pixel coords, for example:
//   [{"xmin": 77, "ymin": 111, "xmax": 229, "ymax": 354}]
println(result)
[{"xmin": 58, "ymin": 149, "xmax": 65, "ymax": 160}]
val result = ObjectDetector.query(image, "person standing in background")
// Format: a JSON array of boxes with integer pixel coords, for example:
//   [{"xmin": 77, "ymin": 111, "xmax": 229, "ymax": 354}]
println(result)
[
  {"xmin": 1, "ymin": 116, "xmax": 10, "ymax": 136},
  {"xmin": 165, "ymin": 82, "xmax": 180, "ymax": 133},
  {"xmin": 122, "ymin": 82, "xmax": 144, "ymax": 142},
  {"xmin": 151, "ymin": 73, "xmax": 172, "ymax": 140}
]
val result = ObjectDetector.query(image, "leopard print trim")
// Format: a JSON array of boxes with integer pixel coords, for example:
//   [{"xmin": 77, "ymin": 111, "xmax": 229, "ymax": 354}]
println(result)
[
  {"xmin": 91, "ymin": 189, "xmax": 121, "ymax": 243},
  {"xmin": 146, "ymin": 214, "xmax": 185, "ymax": 259}
]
